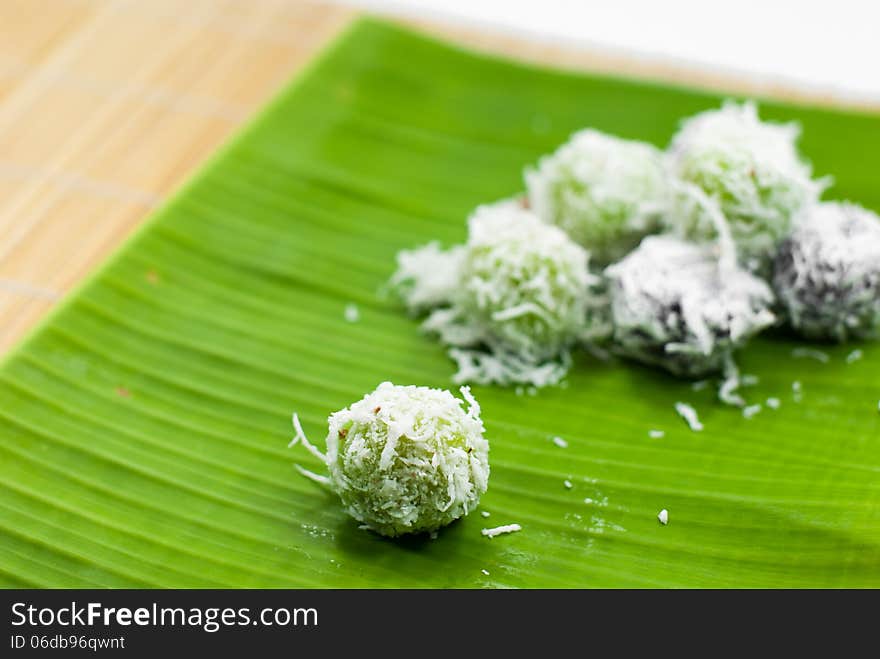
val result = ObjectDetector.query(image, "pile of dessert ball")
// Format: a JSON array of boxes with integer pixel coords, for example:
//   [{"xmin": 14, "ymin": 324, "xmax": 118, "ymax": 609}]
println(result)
[{"xmin": 390, "ymin": 102, "xmax": 880, "ymax": 400}]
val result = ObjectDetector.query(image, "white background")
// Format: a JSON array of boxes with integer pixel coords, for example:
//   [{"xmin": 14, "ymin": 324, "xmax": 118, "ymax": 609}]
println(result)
[{"xmin": 339, "ymin": 0, "xmax": 880, "ymax": 104}]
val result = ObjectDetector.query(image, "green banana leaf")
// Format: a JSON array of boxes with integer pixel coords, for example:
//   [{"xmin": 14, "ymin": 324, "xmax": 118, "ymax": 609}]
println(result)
[{"xmin": 1, "ymin": 18, "xmax": 878, "ymax": 588}]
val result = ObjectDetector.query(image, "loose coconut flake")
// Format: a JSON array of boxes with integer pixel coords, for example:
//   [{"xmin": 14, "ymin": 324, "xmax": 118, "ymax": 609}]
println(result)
[
  {"xmin": 343, "ymin": 303, "xmax": 360, "ymax": 323},
  {"xmin": 481, "ymin": 524, "xmax": 522, "ymax": 539},
  {"xmin": 658, "ymin": 509, "xmax": 669, "ymax": 525},
  {"xmin": 718, "ymin": 358, "xmax": 746, "ymax": 407},
  {"xmin": 846, "ymin": 349, "xmax": 864, "ymax": 364},
  {"xmin": 675, "ymin": 402, "xmax": 704, "ymax": 432},
  {"xmin": 742, "ymin": 404, "xmax": 762, "ymax": 419},
  {"xmin": 792, "ymin": 347, "xmax": 830, "ymax": 363}
]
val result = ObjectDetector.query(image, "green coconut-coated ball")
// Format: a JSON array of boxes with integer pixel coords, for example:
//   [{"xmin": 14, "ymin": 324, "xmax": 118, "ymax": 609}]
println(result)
[
  {"xmin": 297, "ymin": 382, "xmax": 490, "ymax": 538},
  {"xmin": 667, "ymin": 101, "xmax": 824, "ymax": 274},
  {"xmin": 773, "ymin": 202, "xmax": 880, "ymax": 341},
  {"xmin": 457, "ymin": 201, "xmax": 603, "ymax": 362},
  {"xmin": 524, "ymin": 129, "xmax": 669, "ymax": 265}
]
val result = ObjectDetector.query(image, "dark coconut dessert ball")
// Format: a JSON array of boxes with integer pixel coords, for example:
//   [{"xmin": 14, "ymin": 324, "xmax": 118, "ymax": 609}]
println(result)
[
  {"xmin": 605, "ymin": 235, "xmax": 775, "ymax": 377},
  {"xmin": 773, "ymin": 201, "xmax": 880, "ymax": 341}
]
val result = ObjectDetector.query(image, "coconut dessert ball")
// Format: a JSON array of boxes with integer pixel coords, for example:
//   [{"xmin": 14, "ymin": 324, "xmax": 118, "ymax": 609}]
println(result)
[
  {"xmin": 455, "ymin": 201, "xmax": 602, "ymax": 362},
  {"xmin": 667, "ymin": 101, "xmax": 824, "ymax": 274},
  {"xmin": 524, "ymin": 129, "xmax": 669, "ymax": 264},
  {"xmin": 389, "ymin": 200, "xmax": 609, "ymax": 387},
  {"xmin": 773, "ymin": 202, "xmax": 880, "ymax": 341},
  {"xmin": 290, "ymin": 382, "xmax": 489, "ymax": 538},
  {"xmin": 606, "ymin": 236, "xmax": 775, "ymax": 377}
]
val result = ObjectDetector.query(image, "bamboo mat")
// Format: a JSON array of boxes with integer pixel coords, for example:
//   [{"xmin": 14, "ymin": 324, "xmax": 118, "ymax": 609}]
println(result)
[
  {"xmin": 0, "ymin": 0, "xmax": 352, "ymax": 353},
  {"xmin": 0, "ymin": 0, "xmax": 873, "ymax": 355}
]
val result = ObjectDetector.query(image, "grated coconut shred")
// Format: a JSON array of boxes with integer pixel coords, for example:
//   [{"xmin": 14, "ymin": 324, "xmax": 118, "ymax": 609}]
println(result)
[
  {"xmin": 481, "ymin": 524, "xmax": 522, "ymax": 538},
  {"xmin": 675, "ymin": 402, "xmax": 704, "ymax": 432}
]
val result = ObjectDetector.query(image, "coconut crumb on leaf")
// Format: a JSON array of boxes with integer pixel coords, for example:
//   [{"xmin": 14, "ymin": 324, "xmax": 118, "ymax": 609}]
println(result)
[
  {"xmin": 481, "ymin": 523, "xmax": 522, "ymax": 538},
  {"xmin": 675, "ymin": 402, "xmax": 703, "ymax": 432},
  {"xmin": 742, "ymin": 404, "xmax": 762, "ymax": 419},
  {"xmin": 718, "ymin": 357, "xmax": 746, "ymax": 407},
  {"xmin": 658, "ymin": 509, "xmax": 669, "ymax": 525},
  {"xmin": 846, "ymin": 349, "xmax": 863, "ymax": 364},
  {"xmin": 791, "ymin": 347, "xmax": 830, "ymax": 363},
  {"xmin": 343, "ymin": 303, "xmax": 360, "ymax": 323}
]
